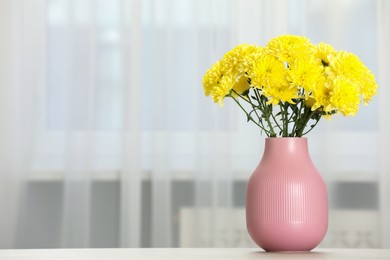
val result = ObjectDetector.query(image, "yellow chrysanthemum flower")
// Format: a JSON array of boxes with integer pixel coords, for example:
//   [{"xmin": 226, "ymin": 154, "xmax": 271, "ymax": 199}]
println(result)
[
  {"xmin": 239, "ymin": 46, "xmax": 264, "ymax": 75},
  {"xmin": 360, "ymin": 71, "xmax": 377, "ymax": 105},
  {"xmin": 249, "ymin": 54, "xmax": 287, "ymax": 89},
  {"xmin": 328, "ymin": 51, "xmax": 366, "ymax": 79},
  {"xmin": 264, "ymin": 85, "xmax": 299, "ymax": 106},
  {"xmin": 202, "ymin": 61, "xmax": 224, "ymax": 96},
  {"xmin": 329, "ymin": 76, "xmax": 361, "ymax": 116},
  {"xmin": 220, "ymin": 44, "xmax": 260, "ymax": 76},
  {"xmin": 328, "ymin": 51, "xmax": 378, "ymax": 105},
  {"xmin": 266, "ymin": 35, "xmax": 315, "ymax": 65},
  {"xmin": 288, "ymin": 57, "xmax": 325, "ymax": 97},
  {"xmin": 210, "ymin": 73, "xmax": 235, "ymax": 106},
  {"xmin": 232, "ymin": 75, "xmax": 250, "ymax": 96},
  {"xmin": 201, "ymin": 34, "xmax": 378, "ymax": 137},
  {"xmin": 315, "ymin": 42, "xmax": 336, "ymax": 66},
  {"xmin": 307, "ymin": 83, "xmax": 333, "ymax": 113}
]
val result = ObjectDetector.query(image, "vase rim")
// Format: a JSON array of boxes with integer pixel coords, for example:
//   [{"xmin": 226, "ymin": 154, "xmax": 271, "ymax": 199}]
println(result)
[
  {"xmin": 263, "ymin": 137, "xmax": 309, "ymax": 158},
  {"xmin": 265, "ymin": 137, "xmax": 308, "ymax": 145},
  {"xmin": 265, "ymin": 137, "xmax": 307, "ymax": 140}
]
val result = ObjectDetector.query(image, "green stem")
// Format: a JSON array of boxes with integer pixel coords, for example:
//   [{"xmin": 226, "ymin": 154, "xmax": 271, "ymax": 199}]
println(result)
[
  {"xmin": 301, "ymin": 117, "xmax": 321, "ymax": 136},
  {"xmin": 287, "ymin": 104, "xmax": 295, "ymax": 124},
  {"xmin": 231, "ymin": 90, "xmax": 263, "ymax": 126},
  {"xmin": 255, "ymin": 89, "xmax": 276, "ymax": 137},
  {"xmin": 283, "ymin": 103, "xmax": 289, "ymax": 137},
  {"xmin": 270, "ymin": 111, "xmax": 283, "ymax": 133},
  {"xmin": 296, "ymin": 109, "xmax": 317, "ymax": 137},
  {"xmin": 279, "ymin": 103, "xmax": 284, "ymax": 136},
  {"xmin": 279, "ymin": 103, "xmax": 288, "ymax": 137},
  {"xmin": 233, "ymin": 90, "xmax": 269, "ymax": 133},
  {"xmin": 231, "ymin": 96, "xmax": 271, "ymax": 136},
  {"xmin": 264, "ymin": 112, "xmax": 276, "ymax": 137},
  {"xmin": 291, "ymin": 100, "xmax": 301, "ymax": 136},
  {"xmin": 245, "ymin": 93, "xmax": 262, "ymax": 124}
]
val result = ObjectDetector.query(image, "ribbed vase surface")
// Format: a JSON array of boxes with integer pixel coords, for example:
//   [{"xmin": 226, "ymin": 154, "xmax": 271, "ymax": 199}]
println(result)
[{"xmin": 246, "ymin": 137, "xmax": 328, "ymax": 251}]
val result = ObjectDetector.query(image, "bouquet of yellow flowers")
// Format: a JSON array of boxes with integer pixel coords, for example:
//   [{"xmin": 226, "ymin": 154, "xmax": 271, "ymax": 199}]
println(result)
[{"xmin": 202, "ymin": 35, "xmax": 378, "ymax": 137}]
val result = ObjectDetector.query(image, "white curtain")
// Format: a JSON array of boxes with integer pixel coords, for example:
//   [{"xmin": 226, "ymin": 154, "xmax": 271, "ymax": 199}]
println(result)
[
  {"xmin": 0, "ymin": 0, "xmax": 388, "ymax": 248},
  {"xmin": 378, "ymin": 0, "xmax": 390, "ymax": 249}
]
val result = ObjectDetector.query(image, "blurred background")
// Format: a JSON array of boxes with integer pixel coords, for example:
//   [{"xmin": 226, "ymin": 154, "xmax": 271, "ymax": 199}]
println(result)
[{"xmin": 0, "ymin": 0, "xmax": 389, "ymax": 249}]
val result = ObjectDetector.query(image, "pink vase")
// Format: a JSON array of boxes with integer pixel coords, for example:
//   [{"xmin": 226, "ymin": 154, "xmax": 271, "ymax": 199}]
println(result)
[{"xmin": 246, "ymin": 137, "xmax": 328, "ymax": 251}]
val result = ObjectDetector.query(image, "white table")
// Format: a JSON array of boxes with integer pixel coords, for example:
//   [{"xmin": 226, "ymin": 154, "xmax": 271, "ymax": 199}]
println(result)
[{"xmin": 1, "ymin": 248, "xmax": 390, "ymax": 260}]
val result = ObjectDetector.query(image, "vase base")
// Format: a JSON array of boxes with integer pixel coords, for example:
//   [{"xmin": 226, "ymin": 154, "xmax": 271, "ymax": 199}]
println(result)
[{"xmin": 265, "ymin": 250, "xmax": 312, "ymax": 253}]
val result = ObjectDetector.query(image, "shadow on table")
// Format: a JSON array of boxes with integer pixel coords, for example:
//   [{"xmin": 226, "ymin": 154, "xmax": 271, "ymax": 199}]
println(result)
[{"xmin": 250, "ymin": 250, "xmax": 328, "ymax": 258}]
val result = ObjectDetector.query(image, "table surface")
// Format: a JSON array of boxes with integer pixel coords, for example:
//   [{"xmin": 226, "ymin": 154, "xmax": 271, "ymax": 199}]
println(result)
[{"xmin": 1, "ymin": 248, "xmax": 390, "ymax": 260}]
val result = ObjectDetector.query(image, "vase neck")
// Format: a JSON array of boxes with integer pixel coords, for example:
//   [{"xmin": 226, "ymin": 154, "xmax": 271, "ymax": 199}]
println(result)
[{"xmin": 263, "ymin": 137, "xmax": 309, "ymax": 159}]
